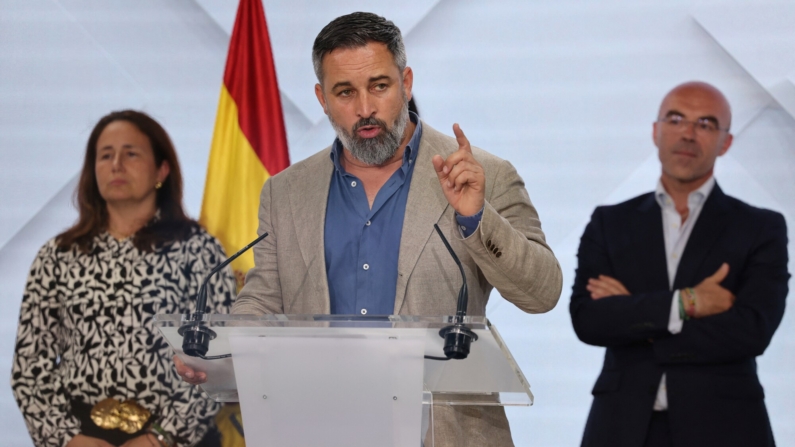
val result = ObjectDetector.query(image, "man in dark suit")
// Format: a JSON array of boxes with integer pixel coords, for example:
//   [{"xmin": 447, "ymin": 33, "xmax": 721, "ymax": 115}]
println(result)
[{"xmin": 570, "ymin": 81, "xmax": 789, "ymax": 447}]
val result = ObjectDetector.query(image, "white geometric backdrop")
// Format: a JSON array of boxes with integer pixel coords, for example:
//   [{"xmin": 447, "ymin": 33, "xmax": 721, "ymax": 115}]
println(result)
[{"xmin": 1, "ymin": 0, "xmax": 793, "ymax": 445}]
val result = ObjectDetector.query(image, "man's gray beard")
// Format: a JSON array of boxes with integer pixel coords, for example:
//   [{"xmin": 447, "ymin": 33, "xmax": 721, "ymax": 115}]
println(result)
[{"xmin": 330, "ymin": 100, "xmax": 409, "ymax": 166}]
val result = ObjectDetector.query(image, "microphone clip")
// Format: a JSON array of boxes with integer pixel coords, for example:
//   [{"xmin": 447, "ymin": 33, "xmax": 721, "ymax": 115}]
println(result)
[
  {"xmin": 178, "ymin": 318, "xmax": 217, "ymax": 358},
  {"xmin": 439, "ymin": 323, "xmax": 479, "ymax": 359}
]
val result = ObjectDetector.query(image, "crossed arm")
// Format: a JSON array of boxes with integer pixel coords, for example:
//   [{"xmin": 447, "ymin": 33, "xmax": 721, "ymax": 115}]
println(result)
[{"xmin": 570, "ymin": 208, "xmax": 788, "ymax": 364}]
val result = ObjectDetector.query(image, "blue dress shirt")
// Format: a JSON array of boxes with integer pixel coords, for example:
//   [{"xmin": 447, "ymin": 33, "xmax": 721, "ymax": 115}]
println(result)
[{"xmin": 324, "ymin": 112, "xmax": 481, "ymax": 315}]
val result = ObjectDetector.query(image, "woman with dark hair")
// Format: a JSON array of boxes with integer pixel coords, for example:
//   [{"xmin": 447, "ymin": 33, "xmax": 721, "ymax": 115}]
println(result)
[{"xmin": 12, "ymin": 110, "xmax": 235, "ymax": 447}]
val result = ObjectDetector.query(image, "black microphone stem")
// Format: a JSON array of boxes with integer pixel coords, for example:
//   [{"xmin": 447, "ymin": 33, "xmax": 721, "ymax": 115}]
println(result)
[
  {"xmin": 433, "ymin": 224, "xmax": 468, "ymax": 322},
  {"xmin": 193, "ymin": 232, "xmax": 269, "ymax": 318},
  {"xmin": 432, "ymin": 223, "xmax": 478, "ymax": 360}
]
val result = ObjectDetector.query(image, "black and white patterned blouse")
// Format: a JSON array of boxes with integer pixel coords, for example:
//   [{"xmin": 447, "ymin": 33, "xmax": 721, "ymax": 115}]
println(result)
[{"xmin": 12, "ymin": 228, "xmax": 235, "ymax": 447}]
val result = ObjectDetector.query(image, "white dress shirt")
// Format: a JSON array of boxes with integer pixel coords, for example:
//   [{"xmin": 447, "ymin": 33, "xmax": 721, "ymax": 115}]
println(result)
[{"xmin": 652, "ymin": 176, "xmax": 715, "ymax": 411}]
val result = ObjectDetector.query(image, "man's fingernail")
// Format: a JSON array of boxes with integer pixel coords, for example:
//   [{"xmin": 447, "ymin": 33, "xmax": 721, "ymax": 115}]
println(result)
[{"xmin": 186, "ymin": 372, "xmax": 193, "ymax": 378}]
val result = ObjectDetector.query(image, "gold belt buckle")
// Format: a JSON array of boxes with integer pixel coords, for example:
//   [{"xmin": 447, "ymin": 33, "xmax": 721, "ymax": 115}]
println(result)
[{"xmin": 90, "ymin": 398, "xmax": 151, "ymax": 434}]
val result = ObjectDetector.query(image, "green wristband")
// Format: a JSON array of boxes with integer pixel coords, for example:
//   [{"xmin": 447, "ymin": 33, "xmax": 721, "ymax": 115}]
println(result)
[
  {"xmin": 678, "ymin": 290, "xmax": 690, "ymax": 321},
  {"xmin": 148, "ymin": 422, "xmax": 175, "ymax": 447}
]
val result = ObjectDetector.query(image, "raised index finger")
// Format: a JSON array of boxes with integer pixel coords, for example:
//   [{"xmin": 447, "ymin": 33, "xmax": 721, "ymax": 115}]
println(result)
[{"xmin": 453, "ymin": 123, "xmax": 472, "ymax": 153}]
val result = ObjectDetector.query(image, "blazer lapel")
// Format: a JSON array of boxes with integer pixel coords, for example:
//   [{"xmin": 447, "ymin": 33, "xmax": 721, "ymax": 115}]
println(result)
[
  {"xmin": 673, "ymin": 184, "xmax": 731, "ymax": 289},
  {"xmin": 630, "ymin": 194, "xmax": 670, "ymax": 292},
  {"xmin": 394, "ymin": 123, "xmax": 451, "ymax": 314},
  {"xmin": 287, "ymin": 150, "xmax": 334, "ymax": 312}
]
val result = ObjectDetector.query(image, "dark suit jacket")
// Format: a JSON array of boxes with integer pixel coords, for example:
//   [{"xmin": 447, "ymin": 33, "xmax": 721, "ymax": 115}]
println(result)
[{"xmin": 570, "ymin": 184, "xmax": 788, "ymax": 447}]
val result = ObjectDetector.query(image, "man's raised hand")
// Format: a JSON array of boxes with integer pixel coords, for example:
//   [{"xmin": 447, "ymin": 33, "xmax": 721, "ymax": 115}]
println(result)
[{"xmin": 432, "ymin": 124, "xmax": 485, "ymax": 217}]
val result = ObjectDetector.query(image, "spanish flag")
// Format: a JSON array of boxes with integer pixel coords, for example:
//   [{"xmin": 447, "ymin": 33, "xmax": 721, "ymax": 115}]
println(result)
[{"xmin": 200, "ymin": 0, "xmax": 290, "ymax": 289}]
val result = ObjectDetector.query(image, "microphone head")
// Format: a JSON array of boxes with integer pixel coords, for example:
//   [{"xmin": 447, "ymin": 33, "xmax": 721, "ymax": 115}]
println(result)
[
  {"xmin": 439, "ymin": 325, "xmax": 479, "ymax": 360},
  {"xmin": 178, "ymin": 325, "xmax": 216, "ymax": 358}
]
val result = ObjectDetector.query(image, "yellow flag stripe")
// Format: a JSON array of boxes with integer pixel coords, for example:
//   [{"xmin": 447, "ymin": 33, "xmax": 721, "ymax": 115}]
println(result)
[{"xmin": 200, "ymin": 85, "xmax": 271, "ymax": 283}]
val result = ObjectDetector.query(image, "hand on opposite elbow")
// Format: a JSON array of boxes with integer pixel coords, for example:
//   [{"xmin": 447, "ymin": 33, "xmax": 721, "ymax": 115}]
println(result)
[
  {"xmin": 692, "ymin": 263, "xmax": 736, "ymax": 318},
  {"xmin": 173, "ymin": 354, "xmax": 207, "ymax": 385},
  {"xmin": 587, "ymin": 275, "xmax": 630, "ymax": 299}
]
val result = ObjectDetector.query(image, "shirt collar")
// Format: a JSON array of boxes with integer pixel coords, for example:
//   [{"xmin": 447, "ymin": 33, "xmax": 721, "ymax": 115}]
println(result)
[
  {"xmin": 655, "ymin": 176, "xmax": 716, "ymax": 209},
  {"xmin": 330, "ymin": 111, "xmax": 421, "ymax": 173}
]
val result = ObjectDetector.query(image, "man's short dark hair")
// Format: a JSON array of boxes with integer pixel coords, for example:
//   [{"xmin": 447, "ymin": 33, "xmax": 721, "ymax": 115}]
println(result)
[{"xmin": 312, "ymin": 12, "xmax": 407, "ymax": 84}]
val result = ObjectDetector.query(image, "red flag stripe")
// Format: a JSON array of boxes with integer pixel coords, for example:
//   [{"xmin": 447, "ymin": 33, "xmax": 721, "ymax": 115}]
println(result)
[{"xmin": 223, "ymin": 0, "xmax": 290, "ymax": 176}]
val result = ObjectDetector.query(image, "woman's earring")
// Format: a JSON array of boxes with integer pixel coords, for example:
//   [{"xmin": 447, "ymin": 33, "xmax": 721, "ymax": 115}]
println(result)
[{"xmin": 155, "ymin": 182, "xmax": 163, "ymax": 190}]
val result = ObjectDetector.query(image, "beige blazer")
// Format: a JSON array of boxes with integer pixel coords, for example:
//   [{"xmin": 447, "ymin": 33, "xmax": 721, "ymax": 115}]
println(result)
[{"xmin": 234, "ymin": 122, "xmax": 563, "ymax": 446}]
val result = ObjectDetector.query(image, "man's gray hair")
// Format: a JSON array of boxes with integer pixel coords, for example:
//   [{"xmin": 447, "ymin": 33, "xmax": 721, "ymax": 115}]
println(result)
[{"xmin": 312, "ymin": 12, "xmax": 407, "ymax": 84}]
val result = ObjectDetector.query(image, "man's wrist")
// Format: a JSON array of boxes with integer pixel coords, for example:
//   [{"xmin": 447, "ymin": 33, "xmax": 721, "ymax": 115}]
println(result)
[
  {"xmin": 668, "ymin": 291, "xmax": 684, "ymax": 334},
  {"xmin": 455, "ymin": 206, "xmax": 484, "ymax": 238},
  {"xmin": 680, "ymin": 287, "xmax": 697, "ymax": 319}
]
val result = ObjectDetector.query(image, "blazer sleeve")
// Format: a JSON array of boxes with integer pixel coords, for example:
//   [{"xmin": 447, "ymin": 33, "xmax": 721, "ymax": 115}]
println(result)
[
  {"xmin": 569, "ymin": 207, "xmax": 673, "ymax": 347},
  {"xmin": 233, "ymin": 178, "xmax": 285, "ymax": 315},
  {"xmin": 653, "ymin": 211, "xmax": 789, "ymax": 364},
  {"xmin": 459, "ymin": 158, "xmax": 563, "ymax": 313}
]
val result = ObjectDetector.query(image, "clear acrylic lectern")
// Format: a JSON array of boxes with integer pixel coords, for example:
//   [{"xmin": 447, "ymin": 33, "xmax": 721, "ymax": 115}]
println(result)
[{"xmin": 154, "ymin": 314, "xmax": 533, "ymax": 447}]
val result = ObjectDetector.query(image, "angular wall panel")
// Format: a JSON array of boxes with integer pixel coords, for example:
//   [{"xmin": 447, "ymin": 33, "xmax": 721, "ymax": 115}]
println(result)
[{"xmin": 1, "ymin": 0, "xmax": 792, "ymax": 445}]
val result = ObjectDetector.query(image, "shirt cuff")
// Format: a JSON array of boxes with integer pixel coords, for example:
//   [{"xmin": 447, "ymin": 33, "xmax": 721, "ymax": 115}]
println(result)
[
  {"xmin": 668, "ymin": 290, "xmax": 684, "ymax": 334},
  {"xmin": 455, "ymin": 208, "xmax": 484, "ymax": 238}
]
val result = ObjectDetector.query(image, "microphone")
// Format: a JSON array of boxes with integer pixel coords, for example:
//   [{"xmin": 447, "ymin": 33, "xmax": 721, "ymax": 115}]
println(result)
[
  {"xmin": 179, "ymin": 232, "xmax": 269, "ymax": 358},
  {"xmin": 433, "ymin": 224, "xmax": 478, "ymax": 360}
]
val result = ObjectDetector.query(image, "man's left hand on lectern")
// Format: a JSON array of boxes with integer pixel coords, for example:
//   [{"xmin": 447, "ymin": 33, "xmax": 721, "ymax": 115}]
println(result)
[{"xmin": 173, "ymin": 355, "xmax": 207, "ymax": 385}]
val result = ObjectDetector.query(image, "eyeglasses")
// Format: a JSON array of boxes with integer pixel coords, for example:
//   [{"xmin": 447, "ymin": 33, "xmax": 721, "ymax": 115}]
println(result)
[{"xmin": 657, "ymin": 115, "xmax": 729, "ymax": 134}]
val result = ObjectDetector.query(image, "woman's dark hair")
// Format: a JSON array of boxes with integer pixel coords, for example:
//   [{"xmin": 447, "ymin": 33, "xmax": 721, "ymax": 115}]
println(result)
[{"xmin": 57, "ymin": 110, "xmax": 197, "ymax": 253}]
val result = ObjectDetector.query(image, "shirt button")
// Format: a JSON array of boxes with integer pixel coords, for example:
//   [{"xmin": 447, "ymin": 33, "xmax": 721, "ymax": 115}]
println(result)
[
  {"xmin": 351, "ymin": 181, "xmax": 357, "ymax": 187},
  {"xmin": 361, "ymin": 309, "xmax": 368, "ymax": 315},
  {"xmin": 672, "ymin": 253, "xmax": 678, "ymax": 259},
  {"xmin": 365, "ymin": 220, "xmax": 371, "ymax": 226},
  {"xmin": 460, "ymin": 225, "xmax": 467, "ymax": 231},
  {"xmin": 363, "ymin": 264, "xmax": 370, "ymax": 270}
]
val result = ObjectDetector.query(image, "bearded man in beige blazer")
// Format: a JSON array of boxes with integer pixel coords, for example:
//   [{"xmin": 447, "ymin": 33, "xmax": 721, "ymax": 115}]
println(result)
[{"xmin": 178, "ymin": 11, "xmax": 562, "ymax": 447}]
